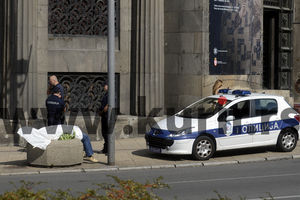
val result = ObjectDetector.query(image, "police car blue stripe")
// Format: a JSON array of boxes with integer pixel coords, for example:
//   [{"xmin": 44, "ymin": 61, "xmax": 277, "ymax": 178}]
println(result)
[{"xmin": 147, "ymin": 118, "xmax": 299, "ymax": 140}]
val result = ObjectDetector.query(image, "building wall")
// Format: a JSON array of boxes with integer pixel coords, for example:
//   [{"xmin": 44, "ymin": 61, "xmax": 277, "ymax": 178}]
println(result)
[
  {"xmin": 164, "ymin": 0, "xmax": 264, "ymax": 112},
  {"xmin": 45, "ymin": 0, "xmax": 132, "ymax": 115},
  {"xmin": 293, "ymin": 1, "xmax": 300, "ymax": 105},
  {"xmin": 164, "ymin": 0, "xmax": 210, "ymax": 112}
]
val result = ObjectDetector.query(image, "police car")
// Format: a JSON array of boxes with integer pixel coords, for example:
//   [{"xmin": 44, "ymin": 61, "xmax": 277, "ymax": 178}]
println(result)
[{"xmin": 145, "ymin": 89, "xmax": 300, "ymax": 160}]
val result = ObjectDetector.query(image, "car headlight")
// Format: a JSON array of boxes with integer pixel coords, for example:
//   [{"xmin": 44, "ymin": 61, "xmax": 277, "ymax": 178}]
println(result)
[{"xmin": 169, "ymin": 128, "xmax": 193, "ymax": 137}]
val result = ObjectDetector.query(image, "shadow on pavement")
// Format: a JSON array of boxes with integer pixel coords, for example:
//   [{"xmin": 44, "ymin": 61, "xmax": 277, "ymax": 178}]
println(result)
[
  {"xmin": 0, "ymin": 160, "xmax": 27, "ymax": 168},
  {"xmin": 214, "ymin": 146, "xmax": 277, "ymax": 158},
  {"xmin": 132, "ymin": 146, "xmax": 278, "ymax": 161},
  {"xmin": 132, "ymin": 149, "xmax": 193, "ymax": 161}
]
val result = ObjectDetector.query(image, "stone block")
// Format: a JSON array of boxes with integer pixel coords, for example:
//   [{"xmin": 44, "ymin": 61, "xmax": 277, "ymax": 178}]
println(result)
[
  {"xmin": 164, "ymin": 0, "xmax": 180, "ymax": 11},
  {"xmin": 27, "ymin": 139, "xmax": 83, "ymax": 167},
  {"xmin": 165, "ymin": 54, "xmax": 180, "ymax": 74},
  {"xmin": 37, "ymin": 5, "xmax": 48, "ymax": 28},
  {"xmin": 164, "ymin": 12, "xmax": 179, "ymax": 32},
  {"xmin": 180, "ymin": 54, "xmax": 202, "ymax": 75},
  {"xmin": 165, "ymin": 33, "xmax": 180, "ymax": 53},
  {"xmin": 178, "ymin": 0, "xmax": 195, "ymax": 11},
  {"xmin": 180, "ymin": 33, "xmax": 195, "ymax": 53},
  {"xmin": 179, "ymin": 11, "xmax": 203, "ymax": 32}
]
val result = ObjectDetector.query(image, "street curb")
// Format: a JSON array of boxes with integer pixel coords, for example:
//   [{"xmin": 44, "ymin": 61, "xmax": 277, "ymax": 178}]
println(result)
[
  {"xmin": 118, "ymin": 166, "xmax": 152, "ymax": 171},
  {"xmin": 39, "ymin": 169, "xmax": 84, "ymax": 174},
  {"xmin": 0, "ymin": 171, "xmax": 40, "ymax": 176},
  {"xmin": 202, "ymin": 161, "xmax": 238, "ymax": 166},
  {"xmin": 83, "ymin": 167, "xmax": 118, "ymax": 172},
  {"xmin": 1, "ymin": 154, "xmax": 300, "ymax": 176},
  {"xmin": 151, "ymin": 164, "xmax": 175, "ymax": 169},
  {"xmin": 237, "ymin": 158, "xmax": 266, "ymax": 164},
  {"xmin": 175, "ymin": 163, "xmax": 203, "ymax": 168},
  {"xmin": 266, "ymin": 155, "xmax": 293, "ymax": 161}
]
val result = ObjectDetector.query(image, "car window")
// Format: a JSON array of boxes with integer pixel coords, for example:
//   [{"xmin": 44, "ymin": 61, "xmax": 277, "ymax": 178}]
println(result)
[
  {"xmin": 254, "ymin": 99, "xmax": 278, "ymax": 116},
  {"xmin": 218, "ymin": 100, "xmax": 250, "ymax": 121},
  {"xmin": 176, "ymin": 97, "xmax": 231, "ymax": 119}
]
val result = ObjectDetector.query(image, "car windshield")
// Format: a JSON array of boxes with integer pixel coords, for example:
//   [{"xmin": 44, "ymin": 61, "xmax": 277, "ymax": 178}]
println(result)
[{"xmin": 175, "ymin": 97, "xmax": 232, "ymax": 119}]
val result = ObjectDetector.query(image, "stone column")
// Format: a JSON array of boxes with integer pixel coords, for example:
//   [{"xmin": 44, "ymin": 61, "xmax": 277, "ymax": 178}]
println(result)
[
  {"xmin": 131, "ymin": 0, "xmax": 164, "ymax": 116},
  {"xmin": 0, "ymin": 0, "xmax": 46, "ymax": 119}
]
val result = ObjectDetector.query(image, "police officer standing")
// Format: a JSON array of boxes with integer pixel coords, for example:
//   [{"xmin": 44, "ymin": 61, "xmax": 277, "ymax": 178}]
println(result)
[
  {"xmin": 48, "ymin": 75, "xmax": 65, "ymax": 124},
  {"xmin": 46, "ymin": 87, "xmax": 65, "ymax": 126},
  {"xmin": 48, "ymin": 75, "xmax": 64, "ymax": 99},
  {"xmin": 99, "ymin": 82, "xmax": 109, "ymax": 154}
]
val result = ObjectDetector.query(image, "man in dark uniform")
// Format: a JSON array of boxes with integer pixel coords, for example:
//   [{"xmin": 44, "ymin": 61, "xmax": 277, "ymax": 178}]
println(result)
[
  {"xmin": 99, "ymin": 82, "xmax": 109, "ymax": 154},
  {"xmin": 46, "ymin": 87, "xmax": 65, "ymax": 126},
  {"xmin": 48, "ymin": 75, "xmax": 64, "ymax": 99},
  {"xmin": 48, "ymin": 75, "xmax": 65, "ymax": 124}
]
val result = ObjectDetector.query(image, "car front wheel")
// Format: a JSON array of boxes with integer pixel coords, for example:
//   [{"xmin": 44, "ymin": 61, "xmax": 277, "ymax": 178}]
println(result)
[
  {"xmin": 277, "ymin": 129, "xmax": 297, "ymax": 152},
  {"xmin": 192, "ymin": 136, "xmax": 216, "ymax": 160}
]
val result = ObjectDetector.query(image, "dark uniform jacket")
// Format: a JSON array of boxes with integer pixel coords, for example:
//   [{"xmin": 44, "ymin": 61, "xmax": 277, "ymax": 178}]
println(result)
[
  {"xmin": 51, "ymin": 84, "xmax": 64, "ymax": 100},
  {"xmin": 46, "ymin": 94, "xmax": 65, "ymax": 126},
  {"xmin": 100, "ymin": 92, "xmax": 108, "ymax": 119}
]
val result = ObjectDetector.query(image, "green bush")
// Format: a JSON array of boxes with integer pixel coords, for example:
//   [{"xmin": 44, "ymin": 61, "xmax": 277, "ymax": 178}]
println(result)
[
  {"xmin": 0, "ymin": 178, "xmax": 276, "ymax": 200},
  {"xmin": 0, "ymin": 176, "xmax": 168, "ymax": 200}
]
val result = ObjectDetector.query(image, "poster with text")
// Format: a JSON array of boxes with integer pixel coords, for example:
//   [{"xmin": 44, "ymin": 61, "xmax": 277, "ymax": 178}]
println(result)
[{"xmin": 209, "ymin": 0, "xmax": 263, "ymax": 75}]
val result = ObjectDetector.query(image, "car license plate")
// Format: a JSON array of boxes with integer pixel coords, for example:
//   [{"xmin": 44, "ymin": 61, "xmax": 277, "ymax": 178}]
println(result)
[{"xmin": 149, "ymin": 146, "xmax": 161, "ymax": 153}]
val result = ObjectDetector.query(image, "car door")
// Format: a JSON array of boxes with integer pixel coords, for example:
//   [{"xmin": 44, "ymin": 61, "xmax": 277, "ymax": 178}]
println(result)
[
  {"xmin": 251, "ymin": 98, "xmax": 280, "ymax": 144},
  {"xmin": 218, "ymin": 100, "xmax": 253, "ymax": 148}
]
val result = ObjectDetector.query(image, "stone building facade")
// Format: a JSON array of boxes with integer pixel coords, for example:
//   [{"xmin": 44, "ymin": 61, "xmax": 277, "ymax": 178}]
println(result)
[{"xmin": 0, "ymin": 0, "xmax": 298, "ymax": 145}]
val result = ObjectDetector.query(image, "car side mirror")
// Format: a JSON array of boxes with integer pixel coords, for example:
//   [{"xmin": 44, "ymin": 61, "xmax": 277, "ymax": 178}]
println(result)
[{"xmin": 226, "ymin": 115, "xmax": 235, "ymax": 122}]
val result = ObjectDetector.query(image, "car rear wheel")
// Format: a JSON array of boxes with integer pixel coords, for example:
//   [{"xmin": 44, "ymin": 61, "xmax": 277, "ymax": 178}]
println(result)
[
  {"xmin": 192, "ymin": 136, "xmax": 215, "ymax": 160},
  {"xmin": 277, "ymin": 129, "xmax": 297, "ymax": 152}
]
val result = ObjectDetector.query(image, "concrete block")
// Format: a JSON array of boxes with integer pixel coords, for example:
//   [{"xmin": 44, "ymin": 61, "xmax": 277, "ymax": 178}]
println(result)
[
  {"xmin": 27, "ymin": 139, "xmax": 83, "ymax": 167},
  {"xmin": 165, "ymin": 12, "xmax": 179, "ymax": 32}
]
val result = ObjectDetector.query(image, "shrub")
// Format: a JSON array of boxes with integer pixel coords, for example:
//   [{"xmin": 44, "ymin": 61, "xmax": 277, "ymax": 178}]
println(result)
[{"xmin": 0, "ymin": 176, "xmax": 168, "ymax": 200}]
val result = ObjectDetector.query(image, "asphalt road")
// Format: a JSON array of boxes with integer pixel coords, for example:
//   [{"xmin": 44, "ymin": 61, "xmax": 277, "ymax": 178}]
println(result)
[{"xmin": 1, "ymin": 159, "xmax": 300, "ymax": 200}]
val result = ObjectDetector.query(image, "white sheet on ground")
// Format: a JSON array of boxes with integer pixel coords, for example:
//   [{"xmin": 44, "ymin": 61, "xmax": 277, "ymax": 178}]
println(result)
[{"xmin": 17, "ymin": 125, "xmax": 83, "ymax": 150}]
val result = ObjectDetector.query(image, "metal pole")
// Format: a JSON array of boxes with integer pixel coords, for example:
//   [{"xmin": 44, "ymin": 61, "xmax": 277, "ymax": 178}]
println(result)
[{"xmin": 107, "ymin": 0, "xmax": 115, "ymax": 165}]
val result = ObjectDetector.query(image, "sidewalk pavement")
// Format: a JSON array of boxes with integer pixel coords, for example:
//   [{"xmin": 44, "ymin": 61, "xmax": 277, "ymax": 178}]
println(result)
[{"xmin": 1, "ymin": 136, "xmax": 300, "ymax": 176}]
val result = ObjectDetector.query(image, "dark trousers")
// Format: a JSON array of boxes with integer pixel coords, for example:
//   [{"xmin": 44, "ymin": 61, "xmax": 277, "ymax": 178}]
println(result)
[
  {"xmin": 47, "ymin": 113, "xmax": 62, "ymax": 126},
  {"xmin": 101, "ymin": 116, "xmax": 108, "ymax": 152}
]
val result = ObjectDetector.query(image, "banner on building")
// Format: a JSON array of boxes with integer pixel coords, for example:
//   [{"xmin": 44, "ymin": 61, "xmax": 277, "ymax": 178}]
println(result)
[{"xmin": 209, "ymin": 0, "xmax": 263, "ymax": 75}]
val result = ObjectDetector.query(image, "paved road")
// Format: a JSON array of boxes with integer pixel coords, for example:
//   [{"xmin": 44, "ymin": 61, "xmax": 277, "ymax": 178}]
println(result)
[{"xmin": 1, "ymin": 159, "xmax": 300, "ymax": 200}]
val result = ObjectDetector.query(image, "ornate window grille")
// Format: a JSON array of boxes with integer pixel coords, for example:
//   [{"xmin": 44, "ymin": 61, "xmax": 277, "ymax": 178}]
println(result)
[
  {"xmin": 48, "ymin": 72, "xmax": 120, "ymax": 113},
  {"xmin": 264, "ymin": 0, "xmax": 293, "ymax": 90},
  {"xmin": 48, "ymin": 0, "xmax": 119, "ymax": 36}
]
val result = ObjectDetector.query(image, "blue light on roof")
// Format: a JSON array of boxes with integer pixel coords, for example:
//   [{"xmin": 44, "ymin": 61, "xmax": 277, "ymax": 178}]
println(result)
[
  {"xmin": 218, "ymin": 89, "xmax": 230, "ymax": 94},
  {"xmin": 232, "ymin": 90, "xmax": 251, "ymax": 96}
]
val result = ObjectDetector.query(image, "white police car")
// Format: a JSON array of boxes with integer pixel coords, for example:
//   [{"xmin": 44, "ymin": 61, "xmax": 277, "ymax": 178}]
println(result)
[{"xmin": 145, "ymin": 89, "xmax": 300, "ymax": 160}]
